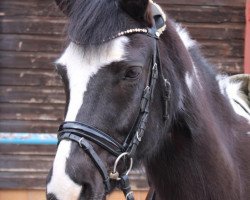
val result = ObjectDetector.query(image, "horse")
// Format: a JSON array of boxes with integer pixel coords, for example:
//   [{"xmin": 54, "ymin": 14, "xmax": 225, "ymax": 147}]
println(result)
[{"xmin": 46, "ymin": 0, "xmax": 250, "ymax": 199}]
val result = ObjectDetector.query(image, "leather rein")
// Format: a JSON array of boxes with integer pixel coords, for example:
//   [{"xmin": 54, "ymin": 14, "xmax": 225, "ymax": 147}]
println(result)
[{"xmin": 57, "ymin": 11, "xmax": 170, "ymax": 200}]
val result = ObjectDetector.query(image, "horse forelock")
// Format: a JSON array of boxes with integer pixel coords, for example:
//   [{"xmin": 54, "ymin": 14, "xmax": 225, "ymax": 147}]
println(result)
[{"xmin": 67, "ymin": 0, "xmax": 145, "ymax": 46}]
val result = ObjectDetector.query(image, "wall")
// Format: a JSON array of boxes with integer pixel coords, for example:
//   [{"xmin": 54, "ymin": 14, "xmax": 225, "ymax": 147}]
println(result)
[
  {"xmin": 0, "ymin": 0, "xmax": 246, "ymax": 133},
  {"xmin": 161, "ymin": 0, "xmax": 246, "ymax": 74}
]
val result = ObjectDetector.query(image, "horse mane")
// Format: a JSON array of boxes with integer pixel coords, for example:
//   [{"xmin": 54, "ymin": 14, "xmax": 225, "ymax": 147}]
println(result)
[
  {"xmin": 141, "ymin": 19, "xmax": 250, "ymax": 200},
  {"xmin": 67, "ymin": 0, "xmax": 151, "ymax": 46},
  {"xmin": 155, "ymin": 18, "xmax": 245, "ymax": 146}
]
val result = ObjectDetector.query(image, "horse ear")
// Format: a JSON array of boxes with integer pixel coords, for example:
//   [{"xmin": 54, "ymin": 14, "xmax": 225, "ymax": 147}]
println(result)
[
  {"xmin": 120, "ymin": 0, "xmax": 153, "ymax": 26},
  {"xmin": 55, "ymin": 0, "xmax": 76, "ymax": 15}
]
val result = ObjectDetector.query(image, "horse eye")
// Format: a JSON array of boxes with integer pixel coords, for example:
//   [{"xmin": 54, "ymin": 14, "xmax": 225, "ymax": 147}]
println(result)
[{"xmin": 124, "ymin": 67, "xmax": 142, "ymax": 79}]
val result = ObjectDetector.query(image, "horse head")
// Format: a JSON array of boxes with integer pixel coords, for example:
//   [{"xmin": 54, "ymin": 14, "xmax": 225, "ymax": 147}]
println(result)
[
  {"xmin": 46, "ymin": 0, "xmax": 177, "ymax": 199},
  {"xmin": 46, "ymin": 0, "xmax": 250, "ymax": 199}
]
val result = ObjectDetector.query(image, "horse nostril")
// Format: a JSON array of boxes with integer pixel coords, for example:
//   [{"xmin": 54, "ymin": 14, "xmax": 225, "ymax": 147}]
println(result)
[
  {"xmin": 81, "ymin": 183, "xmax": 89, "ymax": 194},
  {"xmin": 80, "ymin": 183, "xmax": 93, "ymax": 200},
  {"xmin": 80, "ymin": 184, "xmax": 87, "ymax": 195},
  {"xmin": 46, "ymin": 193, "xmax": 58, "ymax": 200}
]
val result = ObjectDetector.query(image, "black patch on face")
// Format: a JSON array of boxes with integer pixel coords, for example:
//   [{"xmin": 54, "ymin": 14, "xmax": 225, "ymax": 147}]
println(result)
[{"xmin": 56, "ymin": 64, "xmax": 70, "ymax": 117}]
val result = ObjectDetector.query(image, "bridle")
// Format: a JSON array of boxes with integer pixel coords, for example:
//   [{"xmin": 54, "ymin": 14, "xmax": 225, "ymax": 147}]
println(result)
[{"xmin": 57, "ymin": 5, "xmax": 171, "ymax": 200}]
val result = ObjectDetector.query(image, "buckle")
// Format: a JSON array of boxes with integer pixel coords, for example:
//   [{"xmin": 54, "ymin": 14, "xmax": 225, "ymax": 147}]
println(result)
[{"xmin": 109, "ymin": 152, "xmax": 133, "ymax": 180}]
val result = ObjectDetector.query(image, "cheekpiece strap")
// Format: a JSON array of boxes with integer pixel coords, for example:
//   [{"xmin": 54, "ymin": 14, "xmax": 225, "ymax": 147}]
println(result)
[{"xmin": 119, "ymin": 174, "xmax": 134, "ymax": 200}]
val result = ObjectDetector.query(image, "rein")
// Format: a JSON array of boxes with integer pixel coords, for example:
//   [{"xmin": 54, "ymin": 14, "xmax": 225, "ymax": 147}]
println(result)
[{"xmin": 57, "ymin": 7, "xmax": 170, "ymax": 200}]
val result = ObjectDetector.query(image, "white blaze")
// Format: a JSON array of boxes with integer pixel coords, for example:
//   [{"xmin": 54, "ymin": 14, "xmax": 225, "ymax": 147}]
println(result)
[
  {"xmin": 57, "ymin": 37, "xmax": 129, "ymax": 121},
  {"xmin": 47, "ymin": 37, "xmax": 129, "ymax": 200}
]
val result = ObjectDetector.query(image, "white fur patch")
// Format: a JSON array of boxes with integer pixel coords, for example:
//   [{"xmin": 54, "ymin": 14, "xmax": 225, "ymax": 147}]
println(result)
[
  {"xmin": 47, "ymin": 141, "xmax": 82, "ymax": 200},
  {"xmin": 217, "ymin": 75, "xmax": 250, "ymax": 121},
  {"xmin": 175, "ymin": 24, "xmax": 196, "ymax": 50},
  {"xmin": 57, "ymin": 37, "xmax": 129, "ymax": 121},
  {"xmin": 185, "ymin": 72, "xmax": 193, "ymax": 92},
  {"xmin": 185, "ymin": 63, "xmax": 203, "ymax": 93},
  {"xmin": 175, "ymin": 24, "xmax": 202, "ymax": 91},
  {"xmin": 192, "ymin": 61, "xmax": 203, "ymax": 91},
  {"xmin": 217, "ymin": 75, "xmax": 228, "ymax": 96}
]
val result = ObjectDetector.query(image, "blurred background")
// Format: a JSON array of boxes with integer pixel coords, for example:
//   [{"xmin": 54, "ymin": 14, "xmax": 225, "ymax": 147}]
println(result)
[{"xmin": 0, "ymin": 0, "xmax": 248, "ymax": 199}]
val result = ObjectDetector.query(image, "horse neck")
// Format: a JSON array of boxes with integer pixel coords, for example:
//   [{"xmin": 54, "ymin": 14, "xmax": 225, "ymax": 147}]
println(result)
[{"xmin": 144, "ymin": 29, "xmax": 244, "ymax": 199}]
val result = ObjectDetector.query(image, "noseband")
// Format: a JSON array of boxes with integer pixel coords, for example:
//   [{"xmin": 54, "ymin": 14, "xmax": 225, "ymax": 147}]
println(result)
[{"xmin": 57, "ymin": 11, "xmax": 170, "ymax": 200}]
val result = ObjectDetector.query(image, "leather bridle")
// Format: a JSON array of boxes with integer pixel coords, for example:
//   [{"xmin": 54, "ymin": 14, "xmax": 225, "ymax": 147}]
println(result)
[{"xmin": 57, "ymin": 7, "xmax": 170, "ymax": 200}]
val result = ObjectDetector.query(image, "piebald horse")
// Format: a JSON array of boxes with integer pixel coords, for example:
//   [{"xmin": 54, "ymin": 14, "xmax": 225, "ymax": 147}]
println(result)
[{"xmin": 46, "ymin": 0, "xmax": 250, "ymax": 199}]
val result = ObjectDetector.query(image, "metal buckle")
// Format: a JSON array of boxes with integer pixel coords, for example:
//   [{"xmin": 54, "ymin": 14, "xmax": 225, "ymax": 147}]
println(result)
[
  {"xmin": 152, "ymin": 63, "xmax": 158, "ymax": 78},
  {"xmin": 109, "ymin": 152, "xmax": 133, "ymax": 180},
  {"xmin": 126, "ymin": 191, "xmax": 134, "ymax": 200},
  {"xmin": 78, "ymin": 137, "xmax": 84, "ymax": 148},
  {"xmin": 136, "ymin": 131, "xmax": 142, "ymax": 142},
  {"xmin": 153, "ymin": 63, "xmax": 157, "ymax": 70}
]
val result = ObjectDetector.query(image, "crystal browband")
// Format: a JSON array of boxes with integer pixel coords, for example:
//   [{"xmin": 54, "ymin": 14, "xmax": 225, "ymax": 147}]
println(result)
[
  {"xmin": 106, "ymin": 28, "xmax": 161, "ymax": 42},
  {"xmin": 116, "ymin": 28, "xmax": 148, "ymax": 37},
  {"xmin": 71, "ymin": 1, "xmax": 166, "ymax": 45}
]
